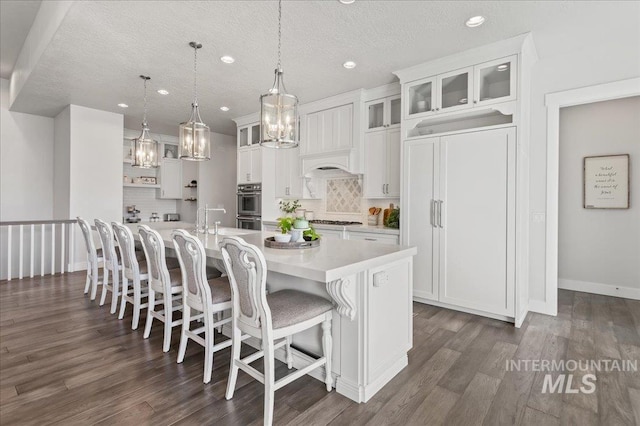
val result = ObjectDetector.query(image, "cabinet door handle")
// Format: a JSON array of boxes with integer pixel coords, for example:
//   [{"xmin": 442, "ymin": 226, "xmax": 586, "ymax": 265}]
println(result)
[
  {"xmin": 438, "ymin": 200, "xmax": 444, "ymax": 228},
  {"xmin": 473, "ymin": 100, "xmax": 478, "ymax": 104},
  {"xmin": 430, "ymin": 199, "xmax": 435, "ymax": 227},
  {"xmin": 436, "ymin": 108, "xmax": 440, "ymax": 111},
  {"xmin": 382, "ymin": 184, "xmax": 385, "ymax": 194},
  {"xmin": 364, "ymin": 238, "xmax": 377, "ymax": 241}
]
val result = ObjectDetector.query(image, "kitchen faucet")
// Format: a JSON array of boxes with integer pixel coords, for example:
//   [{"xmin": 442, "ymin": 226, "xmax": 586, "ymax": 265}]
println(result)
[{"xmin": 198, "ymin": 204, "xmax": 226, "ymax": 235}]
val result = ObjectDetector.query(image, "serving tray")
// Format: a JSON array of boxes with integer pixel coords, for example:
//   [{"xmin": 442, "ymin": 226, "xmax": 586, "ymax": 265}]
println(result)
[{"xmin": 264, "ymin": 237, "xmax": 320, "ymax": 249}]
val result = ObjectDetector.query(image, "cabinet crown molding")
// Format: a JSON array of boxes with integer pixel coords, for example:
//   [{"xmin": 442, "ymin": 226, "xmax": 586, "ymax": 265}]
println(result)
[{"xmin": 393, "ymin": 33, "xmax": 534, "ymax": 84}]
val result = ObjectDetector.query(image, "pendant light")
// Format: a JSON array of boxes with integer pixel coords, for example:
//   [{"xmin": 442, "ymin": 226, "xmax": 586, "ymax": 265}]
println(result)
[
  {"xmin": 132, "ymin": 75, "xmax": 159, "ymax": 168},
  {"xmin": 259, "ymin": 0, "xmax": 299, "ymax": 148},
  {"xmin": 179, "ymin": 42, "xmax": 211, "ymax": 161}
]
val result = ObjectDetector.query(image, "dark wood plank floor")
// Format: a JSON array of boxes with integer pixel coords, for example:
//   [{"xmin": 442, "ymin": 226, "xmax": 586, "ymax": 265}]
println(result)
[{"xmin": 1, "ymin": 272, "xmax": 639, "ymax": 425}]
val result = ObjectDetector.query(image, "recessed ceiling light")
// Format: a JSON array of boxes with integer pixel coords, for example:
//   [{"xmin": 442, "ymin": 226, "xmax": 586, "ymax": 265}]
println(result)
[
  {"xmin": 465, "ymin": 15, "xmax": 485, "ymax": 28},
  {"xmin": 497, "ymin": 64, "xmax": 509, "ymax": 72},
  {"xmin": 343, "ymin": 61, "xmax": 357, "ymax": 69},
  {"xmin": 117, "ymin": 103, "xmax": 128, "ymax": 108},
  {"xmin": 220, "ymin": 106, "xmax": 230, "ymax": 112},
  {"xmin": 157, "ymin": 89, "xmax": 169, "ymax": 95},
  {"xmin": 220, "ymin": 55, "xmax": 235, "ymax": 64},
  {"xmin": 339, "ymin": 0, "xmax": 355, "ymax": 4}
]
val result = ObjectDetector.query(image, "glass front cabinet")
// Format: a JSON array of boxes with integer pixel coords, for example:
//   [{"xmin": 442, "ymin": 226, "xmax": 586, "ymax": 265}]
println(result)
[
  {"xmin": 237, "ymin": 122, "xmax": 261, "ymax": 149},
  {"xmin": 404, "ymin": 55, "xmax": 517, "ymax": 120},
  {"xmin": 473, "ymin": 55, "xmax": 517, "ymax": 107},
  {"xmin": 365, "ymin": 95, "xmax": 401, "ymax": 132}
]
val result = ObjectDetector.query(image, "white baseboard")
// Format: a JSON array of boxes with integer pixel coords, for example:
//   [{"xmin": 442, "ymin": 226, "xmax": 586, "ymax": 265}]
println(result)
[
  {"xmin": 558, "ymin": 278, "xmax": 640, "ymax": 300},
  {"xmin": 413, "ymin": 296, "xmax": 514, "ymax": 324}
]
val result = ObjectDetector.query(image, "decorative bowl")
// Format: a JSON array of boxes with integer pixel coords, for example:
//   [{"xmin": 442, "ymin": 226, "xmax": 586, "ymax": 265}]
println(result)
[{"xmin": 274, "ymin": 234, "xmax": 292, "ymax": 243}]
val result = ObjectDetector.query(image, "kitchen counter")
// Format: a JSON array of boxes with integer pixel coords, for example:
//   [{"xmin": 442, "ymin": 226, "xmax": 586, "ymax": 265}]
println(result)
[{"xmin": 129, "ymin": 222, "xmax": 416, "ymax": 403}]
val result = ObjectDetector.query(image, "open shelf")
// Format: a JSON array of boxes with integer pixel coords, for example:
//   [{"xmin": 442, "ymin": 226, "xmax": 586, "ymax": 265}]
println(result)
[{"xmin": 123, "ymin": 183, "xmax": 160, "ymax": 188}]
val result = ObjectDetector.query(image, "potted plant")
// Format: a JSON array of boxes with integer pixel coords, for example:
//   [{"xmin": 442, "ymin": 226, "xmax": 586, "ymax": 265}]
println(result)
[
  {"xmin": 279, "ymin": 200, "xmax": 302, "ymax": 217},
  {"xmin": 275, "ymin": 217, "xmax": 293, "ymax": 243},
  {"xmin": 303, "ymin": 226, "xmax": 321, "ymax": 241}
]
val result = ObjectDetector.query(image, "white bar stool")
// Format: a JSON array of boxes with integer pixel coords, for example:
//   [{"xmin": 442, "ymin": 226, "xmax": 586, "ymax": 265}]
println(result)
[
  {"xmin": 94, "ymin": 219, "xmax": 122, "ymax": 314},
  {"xmin": 76, "ymin": 217, "xmax": 103, "ymax": 300},
  {"xmin": 220, "ymin": 236, "xmax": 333, "ymax": 426}
]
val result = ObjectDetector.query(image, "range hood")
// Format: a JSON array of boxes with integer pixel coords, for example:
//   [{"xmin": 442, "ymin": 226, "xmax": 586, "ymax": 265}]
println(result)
[{"xmin": 301, "ymin": 150, "xmax": 359, "ymax": 175}]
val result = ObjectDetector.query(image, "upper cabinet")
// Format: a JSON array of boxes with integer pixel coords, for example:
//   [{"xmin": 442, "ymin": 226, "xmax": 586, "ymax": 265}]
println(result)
[
  {"xmin": 473, "ymin": 56, "xmax": 517, "ymax": 107},
  {"xmin": 403, "ymin": 55, "xmax": 517, "ymax": 121},
  {"xmin": 238, "ymin": 122, "xmax": 261, "ymax": 149},
  {"xmin": 237, "ymin": 146, "xmax": 261, "ymax": 184},
  {"xmin": 274, "ymin": 147, "xmax": 302, "ymax": 198},
  {"xmin": 159, "ymin": 158, "xmax": 182, "ymax": 199},
  {"xmin": 365, "ymin": 95, "xmax": 401, "ymax": 132},
  {"xmin": 302, "ymin": 104, "xmax": 353, "ymax": 156}
]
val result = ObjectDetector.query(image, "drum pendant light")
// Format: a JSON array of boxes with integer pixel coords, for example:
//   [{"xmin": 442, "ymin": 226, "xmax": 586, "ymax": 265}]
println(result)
[
  {"xmin": 179, "ymin": 42, "xmax": 211, "ymax": 161},
  {"xmin": 259, "ymin": 0, "xmax": 299, "ymax": 148},
  {"xmin": 132, "ymin": 75, "xmax": 159, "ymax": 168}
]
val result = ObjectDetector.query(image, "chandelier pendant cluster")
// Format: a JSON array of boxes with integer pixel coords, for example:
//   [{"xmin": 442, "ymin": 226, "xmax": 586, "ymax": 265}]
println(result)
[
  {"xmin": 259, "ymin": 0, "xmax": 299, "ymax": 148},
  {"xmin": 179, "ymin": 42, "xmax": 211, "ymax": 161},
  {"xmin": 132, "ymin": 75, "xmax": 159, "ymax": 169}
]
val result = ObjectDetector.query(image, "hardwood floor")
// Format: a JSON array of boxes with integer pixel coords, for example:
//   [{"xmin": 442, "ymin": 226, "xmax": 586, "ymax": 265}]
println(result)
[{"xmin": 1, "ymin": 272, "xmax": 639, "ymax": 425}]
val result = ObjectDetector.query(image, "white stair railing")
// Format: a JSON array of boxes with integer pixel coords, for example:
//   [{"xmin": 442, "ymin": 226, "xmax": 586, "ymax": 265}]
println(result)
[{"xmin": 1, "ymin": 219, "xmax": 77, "ymax": 281}]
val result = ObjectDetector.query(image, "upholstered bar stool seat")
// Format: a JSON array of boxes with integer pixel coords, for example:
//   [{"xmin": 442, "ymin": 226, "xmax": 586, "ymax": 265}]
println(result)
[
  {"xmin": 208, "ymin": 277, "xmax": 232, "ymax": 304},
  {"xmin": 267, "ymin": 290, "xmax": 333, "ymax": 330}
]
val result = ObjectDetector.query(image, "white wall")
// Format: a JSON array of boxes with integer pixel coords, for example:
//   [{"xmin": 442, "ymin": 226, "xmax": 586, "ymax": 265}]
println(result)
[
  {"xmin": 558, "ymin": 96, "xmax": 640, "ymax": 297},
  {"xmin": 1, "ymin": 78, "xmax": 55, "ymax": 279},
  {"xmin": 527, "ymin": 33, "xmax": 640, "ymax": 307},
  {"xmin": 197, "ymin": 132, "xmax": 237, "ymax": 227},
  {"xmin": 1, "ymin": 78, "xmax": 54, "ymax": 221},
  {"xmin": 53, "ymin": 105, "xmax": 70, "ymax": 219}
]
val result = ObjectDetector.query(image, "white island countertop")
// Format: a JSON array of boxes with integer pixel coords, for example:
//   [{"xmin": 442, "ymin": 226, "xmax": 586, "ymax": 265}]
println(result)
[{"xmin": 131, "ymin": 223, "xmax": 415, "ymax": 283}]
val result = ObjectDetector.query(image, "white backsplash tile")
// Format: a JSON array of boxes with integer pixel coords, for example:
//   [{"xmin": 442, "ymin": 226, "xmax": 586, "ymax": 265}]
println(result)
[{"xmin": 123, "ymin": 187, "xmax": 177, "ymax": 222}]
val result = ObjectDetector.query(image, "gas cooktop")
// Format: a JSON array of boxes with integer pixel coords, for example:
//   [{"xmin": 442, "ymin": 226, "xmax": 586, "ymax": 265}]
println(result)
[{"xmin": 309, "ymin": 220, "xmax": 363, "ymax": 226}]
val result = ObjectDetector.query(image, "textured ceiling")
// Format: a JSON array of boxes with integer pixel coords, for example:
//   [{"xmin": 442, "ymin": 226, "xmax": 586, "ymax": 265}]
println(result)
[
  {"xmin": 0, "ymin": 0, "xmax": 41, "ymax": 79},
  {"xmin": 7, "ymin": 1, "xmax": 640, "ymax": 136}
]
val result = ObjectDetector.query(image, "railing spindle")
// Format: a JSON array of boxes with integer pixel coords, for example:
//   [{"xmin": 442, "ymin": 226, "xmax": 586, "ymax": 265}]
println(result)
[
  {"xmin": 19, "ymin": 225, "xmax": 24, "ymax": 279},
  {"xmin": 51, "ymin": 223, "xmax": 55, "ymax": 275},
  {"xmin": 41, "ymin": 224, "xmax": 45, "ymax": 276},
  {"xmin": 69, "ymin": 226, "xmax": 75, "ymax": 273},
  {"xmin": 30, "ymin": 224, "xmax": 35, "ymax": 278},
  {"xmin": 60, "ymin": 223, "xmax": 65, "ymax": 274},
  {"xmin": 7, "ymin": 226, "xmax": 12, "ymax": 281}
]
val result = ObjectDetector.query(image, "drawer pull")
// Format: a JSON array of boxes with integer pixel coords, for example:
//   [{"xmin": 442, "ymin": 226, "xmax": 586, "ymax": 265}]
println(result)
[{"xmin": 364, "ymin": 238, "xmax": 377, "ymax": 241}]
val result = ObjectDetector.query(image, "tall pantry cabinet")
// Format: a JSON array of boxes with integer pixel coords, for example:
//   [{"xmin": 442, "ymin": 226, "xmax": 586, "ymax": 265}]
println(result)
[
  {"xmin": 404, "ymin": 128, "xmax": 516, "ymax": 317},
  {"xmin": 395, "ymin": 33, "xmax": 536, "ymax": 327}
]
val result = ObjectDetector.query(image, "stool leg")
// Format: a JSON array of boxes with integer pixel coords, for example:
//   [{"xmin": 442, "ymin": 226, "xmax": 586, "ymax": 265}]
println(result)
[
  {"xmin": 119, "ymin": 276, "xmax": 128, "ymax": 320},
  {"xmin": 110, "ymin": 268, "xmax": 119, "ymax": 314},
  {"xmin": 99, "ymin": 267, "xmax": 109, "ymax": 306},
  {"xmin": 286, "ymin": 336, "xmax": 293, "ymax": 369},
  {"xmin": 225, "ymin": 318, "xmax": 241, "ymax": 400},
  {"xmin": 90, "ymin": 262, "xmax": 99, "ymax": 301},
  {"xmin": 177, "ymin": 306, "xmax": 190, "ymax": 363},
  {"xmin": 132, "ymin": 280, "xmax": 141, "ymax": 330},
  {"xmin": 84, "ymin": 261, "xmax": 91, "ymax": 295},
  {"xmin": 203, "ymin": 313, "xmax": 214, "ymax": 384},
  {"xmin": 322, "ymin": 316, "xmax": 333, "ymax": 392},
  {"xmin": 162, "ymin": 292, "xmax": 172, "ymax": 353},
  {"xmin": 143, "ymin": 288, "xmax": 155, "ymax": 338},
  {"xmin": 263, "ymin": 338, "xmax": 276, "ymax": 426}
]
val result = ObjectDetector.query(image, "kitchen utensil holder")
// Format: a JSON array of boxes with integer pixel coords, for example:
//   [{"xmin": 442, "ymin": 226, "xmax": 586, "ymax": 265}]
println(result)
[{"xmin": 368, "ymin": 215, "xmax": 379, "ymax": 226}]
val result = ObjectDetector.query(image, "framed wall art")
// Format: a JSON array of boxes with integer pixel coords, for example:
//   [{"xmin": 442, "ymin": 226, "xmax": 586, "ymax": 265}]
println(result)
[{"xmin": 583, "ymin": 154, "xmax": 629, "ymax": 209}]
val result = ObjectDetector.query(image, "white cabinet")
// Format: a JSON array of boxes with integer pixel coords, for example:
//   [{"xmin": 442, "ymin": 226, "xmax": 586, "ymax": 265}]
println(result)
[
  {"xmin": 473, "ymin": 56, "xmax": 517, "ymax": 107},
  {"xmin": 347, "ymin": 231, "xmax": 399, "ymax": 245},
  {"xmin": 237, "ymin": 146, "xmax": 261, "ymax": 184},
  {"xmin": 159, "ymin": 158, "xmax": 182, "ymax": 199},
  {"xmin": 403, "ymin": 57, "xmax": 517, "ymax": 121},
  {"xmin": 317, "ymin": 228, "xmax": 344, "ymax": 239},
  {"xmin": 238, "ymin": 122, "xmax": 261, "ymax": 148},
  {"xmin": 363, "ymin": 127, "xmax": 401, "ymax": 198},
  {"xmin": 365, "ymin": 95, "xmax": 401, "ymax": 132},
  {"xmin": 302, "ymin": 104, "xmax": 353, "ymax": 156},
  {"xmin": 403, "ymin": 127, "xmax": 516, "ymax": 317},
  {"xmin": 275, "ymin": 147, "xmax": 302, "ymax": 198}
]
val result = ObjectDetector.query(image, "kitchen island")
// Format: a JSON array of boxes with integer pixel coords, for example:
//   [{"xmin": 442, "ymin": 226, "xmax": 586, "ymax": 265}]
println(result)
[{"xmin": 130, "ymin": 222, "xmax": 416, "ymax": 403}]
